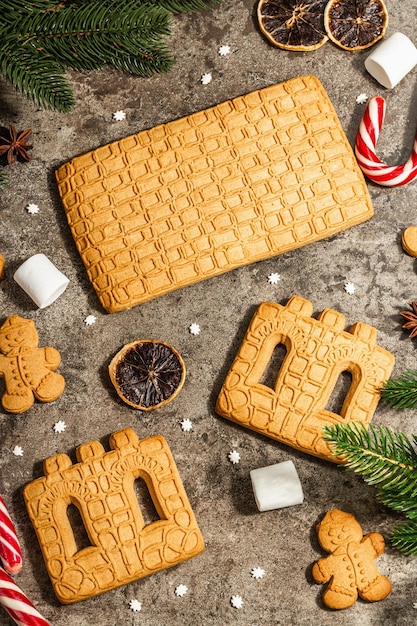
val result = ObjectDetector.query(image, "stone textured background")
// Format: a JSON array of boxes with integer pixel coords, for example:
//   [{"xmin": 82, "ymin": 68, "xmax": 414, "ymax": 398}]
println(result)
[{"xmin": 2, "ymin": 1, "xmax": 417, "ymax": 624}]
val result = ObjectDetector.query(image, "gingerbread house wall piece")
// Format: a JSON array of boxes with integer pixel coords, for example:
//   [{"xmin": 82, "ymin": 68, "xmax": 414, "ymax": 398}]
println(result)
[
  {"xmin": 215, "ymin": 295, "xmax": 395, "ymax": 462},
  {"xmin": 23, "ymin": 428, "xmax": 204, "ymax": 604},
  {"xmin": 56, "ymin": 75, "xmax": 373, "ymax": 313}
]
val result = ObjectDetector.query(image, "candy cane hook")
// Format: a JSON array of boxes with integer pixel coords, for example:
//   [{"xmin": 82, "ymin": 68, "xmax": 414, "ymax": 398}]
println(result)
[{"xmin": 355, "ymin": 96, "xmax": 417, "ymax": 187}]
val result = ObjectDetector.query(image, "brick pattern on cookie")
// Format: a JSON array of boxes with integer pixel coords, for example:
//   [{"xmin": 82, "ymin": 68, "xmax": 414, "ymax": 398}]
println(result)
[
  {"xmin": 215, "ymin": 296, "xmax": 395, "ymax": 462},
  {"xmin": 55, "ymin": 75, "xmax": 373, "ymax": 313},
  {"xmin": 23, "ymin": 428, "xmax": 204, "ymax": 604}
]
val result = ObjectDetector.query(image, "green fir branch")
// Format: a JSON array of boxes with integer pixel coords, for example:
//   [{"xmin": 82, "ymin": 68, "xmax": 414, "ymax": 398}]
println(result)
[
  {"xmin": 391, "ymin": 519, "xmax": 417, "ymax": 556},
  {"xmin": 381, "ymin": 369, "xmax": 417, "ymax": 409},
  {"xmin": 324, "ymin": 422, "xmax": 417, "ymax": 554},
  {"xmin": 11, "ymin": 2, "xmax": 173, "ymax": 74},
  {"xmin": 0, "ymin": 0, "xmax": 61, "ymax": 18},
  {"xmin": 156, "ymin": 0, "xmax": 222, "ymax": 12},
  {"xmin": 0, "ymin": 34, "xmax": 76, "ymax": 112},
  {"xmin": 0, "ymin": 0, "xmax": 222, "ymax": 112}
]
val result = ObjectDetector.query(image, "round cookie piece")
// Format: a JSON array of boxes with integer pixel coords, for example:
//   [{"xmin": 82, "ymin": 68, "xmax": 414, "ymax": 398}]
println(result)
[
  {"xmin": 402, "ymin": 226, "xmax": 417, "ymax": 257},
  {"xmin": 109, "ymin": 339, "xmax": 185, "ymax": 410}
]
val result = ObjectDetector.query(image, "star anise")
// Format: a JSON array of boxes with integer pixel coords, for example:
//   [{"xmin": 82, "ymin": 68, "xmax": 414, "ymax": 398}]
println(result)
[
  {"xmin": 400, "ymin": 302, "xmax": 417, "ymax": 338},
  {"xmin": 0, "ymin": 124, "xmax": 32, "ymax": 165}
]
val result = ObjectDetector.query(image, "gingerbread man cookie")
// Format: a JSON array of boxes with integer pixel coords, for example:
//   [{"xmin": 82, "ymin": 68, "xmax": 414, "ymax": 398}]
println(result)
[
  {"xmin": 312, "ymin": 509, "xmax": 391, "ymax": 609},
  {"xmin": 0, "ymin": 315, "xmax": 65, "ymax": 413}
]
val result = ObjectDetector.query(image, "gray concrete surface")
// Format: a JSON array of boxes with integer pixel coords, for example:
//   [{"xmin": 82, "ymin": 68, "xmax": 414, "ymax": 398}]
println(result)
[{"xmin": 1, "ymin": 1, "xmax": 417, "ymax": 624}]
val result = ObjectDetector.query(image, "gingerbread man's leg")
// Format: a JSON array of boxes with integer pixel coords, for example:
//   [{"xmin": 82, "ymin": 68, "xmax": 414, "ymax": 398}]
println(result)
[
  {"xmin": 322, "ymin": 582, "xmax": 358, "ymax": 610},
  {"xmin": 359, "ymin": 575, "xmax": 392, "ymax": 603},
  {"xmin": 34, "ymin": 371, "xmax": 65, "ymax": 403},
  {"xmin": 2, "ymin": 384, "xmax": 34, "ymax": 414}
]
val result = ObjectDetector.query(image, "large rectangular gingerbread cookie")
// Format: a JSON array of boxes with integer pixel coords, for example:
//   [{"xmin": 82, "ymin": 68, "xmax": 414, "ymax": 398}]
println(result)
[{"xmin": 56, "ymin": 75, "xmax": 373, "ymax": 313}]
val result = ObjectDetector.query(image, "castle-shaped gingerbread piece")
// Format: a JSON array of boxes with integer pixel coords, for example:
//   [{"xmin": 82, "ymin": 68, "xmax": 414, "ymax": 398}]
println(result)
[
  {"xmin": 216, "ymin": 295, "xmax": 395, "ymax": 462},
  {"xmin": 23, "ymin": 428, "xmax": 204, "ymax": 603}
]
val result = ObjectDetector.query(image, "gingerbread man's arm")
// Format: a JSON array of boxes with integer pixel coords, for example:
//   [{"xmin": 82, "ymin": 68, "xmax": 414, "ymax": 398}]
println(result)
[
  {"xmin": 362, "ymin": 532, "xmax": 386, "ymax": 557},
  {"xmin": 42, "ymin": 347, "xmax": 61, "ymax": 371},
  {"xmin": 312, "ymin": 557, "xmax": 331, "ymax": 584}
]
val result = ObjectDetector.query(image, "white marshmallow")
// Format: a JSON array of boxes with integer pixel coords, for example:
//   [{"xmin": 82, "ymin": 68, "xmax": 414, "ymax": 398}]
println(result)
[
  {"xmin": 365, "ymin": 32, "xmax": 417, "ymax": 89},
  {"xmin": 13, "ymin": 253, "xmax": 70, "ymax": 309},
  {"xmin": 250, "ymin": 460, "xmax": 304, "ymax": 512}
]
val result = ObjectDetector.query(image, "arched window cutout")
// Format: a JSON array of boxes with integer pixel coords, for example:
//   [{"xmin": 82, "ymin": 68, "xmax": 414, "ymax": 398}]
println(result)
[
  {"xmin": 326, "ymin": 369, "xmax": 353, "ymax": 416},
  {"xmin": 258, "ymin": 343, "xmax": 287, "ymax": 391},
  {"xmin": 133, "ymin": 477, "xmax": 162, "ymax": 526},
  {"xmin": 66, "ymin": 503, "xmax": 92, "ymax": 555}
]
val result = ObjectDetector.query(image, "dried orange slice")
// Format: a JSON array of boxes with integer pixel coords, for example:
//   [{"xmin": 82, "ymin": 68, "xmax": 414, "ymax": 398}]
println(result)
[
  {"xmin": 257, "ymin": 0, "xmax": 328, "ymax": 51},
  {"xmin": 324, "ymin": 0, "xmax": 388, "ymax": 51},
  {"xmin": 109, "ymin": 340, "xmax": 185, "ymax": 410}
]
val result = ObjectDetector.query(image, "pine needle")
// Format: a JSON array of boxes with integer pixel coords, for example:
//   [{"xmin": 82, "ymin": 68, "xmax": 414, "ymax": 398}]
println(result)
[
  {"xmin": 324, "ymin": 422, "xmax": 417, "ymax": 554},
  {"xmin": 391, "ymin": 520, "xmax": 417, "ymax": 555},
  {"xmin": 0, "ymin": 34, "xmax": 76, "ymax": 112},
  {"xmin": 381, "ymin": 369, "xmax": 417, "ymax": 409}
]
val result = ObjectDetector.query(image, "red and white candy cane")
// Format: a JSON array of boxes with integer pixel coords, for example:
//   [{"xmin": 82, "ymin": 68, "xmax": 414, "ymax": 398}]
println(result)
[
  {"xmin": 0, "ymin": 566, "xmax": 51, "ymax": 626},
  {"xmin": 355, "ymin": 96, "xmax": 417, "ymax": 186},
  {"xmin": 0, "ymin": 496, "xmax": 22, "ymax": 574}
]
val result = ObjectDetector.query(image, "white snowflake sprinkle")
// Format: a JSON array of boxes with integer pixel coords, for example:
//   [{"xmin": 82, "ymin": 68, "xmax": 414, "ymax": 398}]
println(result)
[
  {"xmin": 218, "ymin": 44, "xmax": 231, "ymax": 56},
  {"xmin": 53, "ymin": 420, "xmax": 66, "ymax": 434},
  {"xmin": 26, "ymin": 203, "xmax": 40, "ymax": 215},
  {"xmin": 230, "ymin": 595, "xmax": 243, "ymax": 609},
  {"xmin": 413, "ymin": 602, "xmax": 417, "ymax": 609},
  {"xmin": 267, "ymin": 272, "xmax": 281, "ymax": 285},
  {"xmin": 228, "ymin": 450, "xmax": 240, "ymax": 464},
  {"xmin": 356, "ymin": 93, "xmax": 368, "ymax": 104},
  {"xmin": 189, "ymin": 322, "xmax": 201, "ymax": 336},
  {"xmin": 175, "ymin": 584, "xmax": 188, "ymax": 597},
  {"xmin": 180, "ymin": 418, "xmax": 193, "ymax": 433},
  {"xmin": 113, "ymin": 110, "xmax": 126, "ymax": 121},
  {"xmin": 251, "ymin": 567, "xmax": 265, "ymax": 580},
  {"xmin": 201, "ymin": 72, "xmax": 212, "ymax": 85},
  {"xmin": 84, "ymin": 314, "xmax": 97, "ymax": 326},
  {"xmin": 128, "ymin": 599, "xmax": 142, "ymax": 612},
  {"xmin": 344, "ymin": 281, "xmax": 356, "ymax": 295},
  {"xmin": 12, "ymin": 445, "xmax": 23, "ymax": 457}
]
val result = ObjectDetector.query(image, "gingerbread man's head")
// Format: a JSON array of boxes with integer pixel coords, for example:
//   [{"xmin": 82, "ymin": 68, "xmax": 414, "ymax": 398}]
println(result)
[
  {"xmin": 316, "ymin": 509, "xmax": 363, "ymax": 552},
  {"xmin": 0, "ymin": 315, "xmax": 38, "ymax": 354}
]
